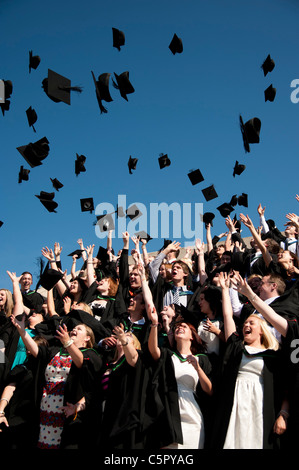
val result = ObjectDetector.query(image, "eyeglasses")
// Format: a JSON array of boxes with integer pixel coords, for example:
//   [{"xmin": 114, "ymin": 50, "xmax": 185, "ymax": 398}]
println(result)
[{"xmin": 261, "ymin": 281, "xmax": 275, "ymax": 285}]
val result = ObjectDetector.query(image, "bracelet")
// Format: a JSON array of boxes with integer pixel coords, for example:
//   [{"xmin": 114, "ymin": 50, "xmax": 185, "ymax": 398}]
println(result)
[
  {"xmin": 0, "ymin": 398, "xmax": 9, "ymax": 404},
  {"xmin": 279, "ymin": 409, "xmax": 289, "ymax": 419},
  {"xmin": 150, "ymin": 323, "xmax": 159, "ymax": 328},
  {"xmin": 121, "ymin": 339, "xmax": 129, "ymax": 346},
  {"xmin": 0, "ymin": 411, "xmax": 5, "ymax": 416},
  {"xmin": 250, "ymin": 294, "xmax": 257, "ymax": 303},
  {"xmin": 63, "ymin": 339, "xmax": 74, "ymax": 348}
]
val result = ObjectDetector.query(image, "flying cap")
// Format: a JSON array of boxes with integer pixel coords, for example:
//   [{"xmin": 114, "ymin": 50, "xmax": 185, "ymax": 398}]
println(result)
[
  {"xmin": 158, "ymin": 154, "xmax": 171, "ymax": 169},
  {"xmin": 42, "ymin": 69, "xmax": 83, "ymax": 105},
  {"xmin": 112, "ymin": 27, "xmax": 125, "ymax": 51},
  {"xmin": 0, "ymin": 80, "xmax": 13, "ymax": 116},
  {"xmin": 112, "ymin": 71, "xmax": 135, "ymax": 101},
  {"xmin": 91, "ymin": 71, "xmax": 113, "ymax": 114},
  {"xmin": 17, "ymin": 137, "xmax": 50, "ymax": 168},
  {"xmin": 264, "ymin": 84, "xmax": 276, "ymax": 102},
  {"xmin": 135, "ymin": 231, "xmax": 152, "ymax": 243},
  {"xmin": 18, "ymin": 166, "xmax": 30, "ymax": 184},
  {"xmin": 35, "ymin": 191, "xmax": 58, "ymax": 213},
  {"xmin": 29, "ymin": 50, "xmax": 41, "ymax": 73},
  {"xmin": 217, "ymin": 202, "xmax": 234, "ymax": 218},
  {"xmin": 188, "ymin": 169, "xmax": 204, "ymax": 185},
  {"xmin": 75, "ymin": 154, "xmax": 86, "ymax": 176},
  {"xmin": 80, "ymin": 197, "xmax": 94, "ymax": 213},
  {"xmin": 201, "ymin": 185, "xmax": 218, "ymax": 202},
  {"xmin": 128, "ymin": 156, "xmax": 138, "ymax": 174},
  {"xmin": 126, "ymin": 204, "xmax": 142, "ymax": 221},
  {"xmin": 39, "ymin": 268, "xmax": 63, "ymax": 291},
  {"xmin": 169, "ymin": 34, "xmax": 183, "ymax": 54},
  {"xmin": 96, "ymin": 213, "xmax": 115, "ymax": 232},
  {"xmin": 239, "ymin": 115, "xmax": 261, "ymax": 153},
  {"xmin": 202, "ymin": 212, "xmax": 215, "ymax": 228},
  {"xmin": 229, "ymin": 195, "xmax": 238, "ymax": 207},
  {"xmin": 50, "ymin": 178, "xmax": 64, "ymax": 191},
  {"xmin": 68, "ymin": 249, "xmax": 84, "ymax": 259},
  {"xmin": 233, "ymin": 161, "xmax": 246, "ymax": 177},
  {"xmin": 261, "ymin": 54, "xmax": 275, "ymax": 76},
  {"xmin": 237, "ymin": 193, "xmax": 248, "ymax": 207},
  {"xmin": 26, "ymin": 106, "xmax": 38, "ymax": 132}
]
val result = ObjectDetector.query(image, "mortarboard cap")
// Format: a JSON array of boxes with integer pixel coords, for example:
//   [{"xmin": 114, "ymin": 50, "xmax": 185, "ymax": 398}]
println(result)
[
  {"xmin": 233, "ymin": 160, "xmax": 246, "ymax": 177},
  {"xmin": 116, "ymin": 205, "xmax": 125, "ymax": 217},
  {"xmin": 229, "ymin": 195, "xmax": 238, "ymax": 207},
  {"xmin": 80, "ymin": 197, "xmax": 94, "ymax": 213},
  {"xmin": 39, "ymin": 268, "xmax": 63, "ymax": 291},
  {"xmin": 128, "ymin": 156, "xmax": 138, "ymax": 174},
  {"xmin": 126, "ymin": 204, "xmax": 142, "ymax": 221},
  {"xmin": 29, "ymin": 50, "xmax": 41, "ymax": 73},
  {"xmin": 26, "ymin": 106, "xmax": 37, "ymax": 132},
  {"xmin": 135, "ymin": 231, "xmax": 152, "ymax": 243},
  {"xmin": 217, "ymin": 202, "xmax": 234, "ymax": 218},
  {"xmin": 17, "ymin": 137, "xmax": 49, "ymax": 168},
  {"xmin": 42, "ymin": 69, "xmax": 83, "ymax": 105},
  {"xmin": 238, "ymin": 193, "xmax": 248, "ymax": 208},
  {"xmin": 96, "ymin": 246, "xmax": 109, "ymax": 263},
  {"xmin": 112, "ymin": 27, "xmax": 125, "ymax": 51},
  {"xmin": 239, "ymin": 115, "xmax": 261, "ymax": 153},
  {"xmin": 169, "ymin": 33, "xmax": 183, "ymax": 55},
  {"xmin": 202, "ymin": 212, "xmax": 215, "ymax": 228},
  {"xmin": 201, "ymin": 185, "xmax": 218, "ymax": 202},
  {"xmin": 264, "ymin": 84, "xmax": 276, "ymax": 102},
  {"xmin": 68, "ymin": 249, "xmax": 84, "ymax": 259},
  {"xmin": 188, "ymin": 169, "xmax": 204, "ymax": 186},
  {"xmin": 35, "ymin": 191, "xmax": 58, "ymax": 213},
  {"xmin": 112, "ymin": 71, "xmax": 135, "ymax": 101},
  {"xmin": 0, "ymin": 221, "xmax": 3, "ymax": 228},
  {"xmin": 18, "ymin": 166, "xmax": 30, "ymax": 184},
  {"xmin": 0, "ymin": 80, "xmax": 13, "ymax": 116},
  {"xmin": 75, "ymin": 154, "xmax": 86, "ymax": 176},
  {"xmin": 158, "ymin": 239, "xmax": 172, "ymax": 252},
  {"xmin": 174, "ymin": 305, "xmax": 200, "ymax": 330},
  {"xmin": 50, "ymin": 178, "xmax": 63, "ymax": 191},
  {"xmin": 91, "ymin": 71, "xmax": 113, "ymax": 114},
  {"xmin": 158, "ymin": 154, "xmax": 171, "ymax": 169},
  {"xmin": 96, "ymin": 213, "xmax": 115, "ymax": 232},
  {"xmin": 261, "ymin": 54, "xmax": 275, "ymax": 76}
]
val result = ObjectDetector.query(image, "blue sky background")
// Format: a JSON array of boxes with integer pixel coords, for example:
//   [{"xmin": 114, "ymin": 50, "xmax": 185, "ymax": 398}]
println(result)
[{"xmin": 1, "ymin": 0, "xmax": 299, "ymax": 289}]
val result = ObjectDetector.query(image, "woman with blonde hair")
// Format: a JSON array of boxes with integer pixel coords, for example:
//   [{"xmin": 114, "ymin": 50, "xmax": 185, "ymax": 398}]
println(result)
[{"xmin": 208, "ymin": 272, "xmax": 288, "ymax": 449}]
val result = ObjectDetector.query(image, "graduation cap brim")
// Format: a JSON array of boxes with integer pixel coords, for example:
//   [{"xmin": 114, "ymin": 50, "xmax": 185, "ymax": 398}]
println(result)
[
  {"xmin": 80, "ymin": 198, "xmax": 94, "ymax": 213},
  {"xmin": 233, "ymin": 161, "xmax": 246, "ymax": 177},
  {"xmin": 68, "ymin": 249, "xmax": 84, "ymax": 259},
  {"xmin": 112, "ymin": 27, "xmax": 125, "ymax": 50},
  {"xmin": 135, "ymin": 231, "xmax": 152, "ymax": 242},
  {"xmin": 202, "ymin": 212, "xmax": 215, "ymax": 227},
  {"xmin": 112, "ymin": 71, "xmax": 135, "ymax": 100},
  {"xmin": 45, "ymin": 69, "xmax": 82, "ymax": 105},
  {"xmin": 201, "ymin": 185, "xmax": 218, "ymax": 201},
  {"xmin": 39, "ymin": 268, "xmax": 63, "ymax": 291},
  {"xmin": 50, "ymin": 178, "xmax": 64, "ymax": 191},
  {"xmin": 126, "ymin": 204, "xmax": 142, "ymax": 221},
  {"xmin": 188, "ymin": 169, "xmax": 204, "ymax": 186},
  {"xmin": 17, "ymin": 137, "xmax": 49, "ymax": 168},
  {"xmin": 91, "ymin": 71, "xmax": 113, "ymax": 114},
  {"xmin": 128, "ymin": 157, "xmax": 138, "ymax": 174},
  {"xmin": 95, "ymin": 213, "xmax": 115, "ymax": 232},
  {"xmin": 158, "ymin": 155, "xmax": 171, "ymax": 169},
  {"xmin": 217, "ymin": 203, "xmax": 234, "ymax": 218},
  {"xmin": 169, "ymin": 33, "xmax": 183, "ymax": 54}
]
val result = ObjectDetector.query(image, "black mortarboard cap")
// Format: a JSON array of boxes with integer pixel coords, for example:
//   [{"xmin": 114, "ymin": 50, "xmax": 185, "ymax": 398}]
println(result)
[
  {"xmin": 80, "ymin": 197, "xmax": 94, "ymax": 213},
  {"xmin": 126, "ymin": 204, "xmax": 142, "ymax": 221},
  {"xmin": 201, "ymin": 185, "xmax": 218, "ymax": 202},
  {"xmin": 158, "ymin": 239, "xmax": 172, "ymax": 252},
  {"xmin": 75, "ymin": 154, "xmax": 86, "ymax": 176},
  {"xmin": 42, "ymin": 69, "xmax": 83, "ymax": 105},
  {"xmin": 17, "ymin": 137, "xmax": 50, "ymax": 168},
  {"xmin": 50, "ymin": 177, "xmax": 63, "ymax": 191},
  {"xmin": 233, "ymin": 160, "xmax": 246, "ymax": 177},
  {"xmin": 128, "ymin": 156, "xmax": 138, "ymax": 174},
  {"xmin": 239, "ymin": 115, "xmax": 261, "ymax": 153},
  {"xmin": 112, "ymin": 27, "xmax": 125, "ymax": 51},
  {"xmin": 91, "ymin": 71, "xmax": 113, "ymax": 114},
  {"xmin": 112, "ymin": 71, "xmax": 135, "ymax": 101},
  {"xmin": 174, "ymin": 305, "xmax": 200, "ymax": 330},
  {"xmin": 96, "ymin": 246, "xmax": 109, "ymax": 263},
  {"xmin": 135, "ymin": 231, "xmax": 152, "ymax": 242},
  {"xmin": 264, "ymin": 84, "xmax": 276, "ymax": 102},
  {"xmin": 39, "ymin": 268, "xmax": 63, "ymax": 291},
  {"xmin": 0, "ymin": 80, "xmax": 13, "ymax": 116},
  {"xmin": 202, "ymin": 212, "xmax": 215, "ymax": 228},
  {"xmin": 217, "ymin": 202, "xmax": 234, "ymax": 218},
  {"xmin": 261, "ymin": 54, "xmax": 275, "ymax": 76},
  {"xmin": 238, "ymin": 193, "xmax": 248, "ymax": 208},
  {"xmin": 169, "ymin": 33, "xmax": 183, "ymax": 55},
  {"xmin": 96, "ymin": 213, "xmax": 115, "ymax": 232},
  {"xmin": 68, "ymin": 249, "xmax": 84, "ymax": 259},
  {"xmin": 26, "ymin": 106, "xmax": 37, "ymax": 132},
  {"xmin": 188, "ymin": 169, "xmax": 204, "ymax": 185},
  {"xmin": 0, "ymin": 221, "xmax": 3, "ymax": 228},
  {"xmin": 35, "ymin": 191, "xmax": 58, "ymax": 213},
  {"xmin": 18, "ymin": 166, "xmax": 30, "ymax": 184},
  {"xmin": 29, "ymin": 50, "xmax": 41, "ymax": 73},
  {"xmin": 229, "ymin": 194, "xmax": 238, "ymax": 207},
  {"xmin": 158, "ymin": 154, "xmax": 171, "ymax": 169}
]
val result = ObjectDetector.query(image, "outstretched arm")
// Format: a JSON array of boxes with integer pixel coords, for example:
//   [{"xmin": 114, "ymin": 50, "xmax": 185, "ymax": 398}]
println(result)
[
  {"xmin": 218, "ymin": 272, "xmax": 236, "ymax": 341},
  {"xmin": 239, "ymin": 213, "xmax": 272, "ymax": 266}
]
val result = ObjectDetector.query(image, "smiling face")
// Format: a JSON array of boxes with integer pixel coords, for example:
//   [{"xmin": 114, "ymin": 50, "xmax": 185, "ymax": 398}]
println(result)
[
  {"xmin": 70, "ymin": 324, "xmax": 91, "ymax": 348},
  {"xmin": 20, "ymin": 273, "xmax": 33, "ymax": 292},
  {"xmin": 242, "ymin": 315, "xmax": 263, "ymax": 346},
  {"xmin": 0, "ymin": 290, "xmax": 7, "ymax": 309},
  {"xmin": 198, "ymin": 293, "xmax": 213, "ymax": 316},
  {"xmin": 174, "ymin": 322, "xmax": 193, "ymax": 342},
  {"xmin": 69, "ymin": 279, "xmax": 82, "ymax": 295},
  {"xmin": 127, "ymin": 292, "xmax": 145, "ymax": 314},
  {"xmin": 28, "ymin": 312, "xmax": 44, "ymax": 328},
  {"xmin": 96, "ymin": 277, "xmax": 110, "ymax": 294},
  {"xmin": 285, "ymin": 223, "xmax": 297, "ymax": 238},
  {"xmin": 129, "ymin": 269, "xmax": 141, "ymax": 289},
  {"xmin": 277, "ymin": 250, "xmax": 294, "ymax": 270},
  {"xmin": 259, "ymin": 275, "xmax": 276, "ymax": 300}
]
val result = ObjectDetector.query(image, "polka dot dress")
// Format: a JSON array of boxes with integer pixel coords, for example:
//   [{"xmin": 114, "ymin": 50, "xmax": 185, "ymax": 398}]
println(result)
[{"xmin": 37, "ymin": 352, "xmax": 72, "ymax": 449}]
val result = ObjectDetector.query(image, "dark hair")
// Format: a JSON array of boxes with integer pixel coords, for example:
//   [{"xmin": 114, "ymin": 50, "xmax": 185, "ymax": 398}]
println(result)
[
  {"xmin": 200, "ymin": 286, "xmax": 223, "ymax": 318},
  {"xmin": 174, "ymin": 320, "xmax": 206, "ymax": 355}
]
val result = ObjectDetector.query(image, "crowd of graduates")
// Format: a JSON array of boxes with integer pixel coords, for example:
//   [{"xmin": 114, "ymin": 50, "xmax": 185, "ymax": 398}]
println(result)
[{"xmin": 1, "ymin": 201, "xmax": 299, "ymax": 451}]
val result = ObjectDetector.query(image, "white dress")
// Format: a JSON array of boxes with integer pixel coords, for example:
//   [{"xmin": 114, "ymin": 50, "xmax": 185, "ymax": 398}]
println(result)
[
  {"xmin": 223, "ymin": 345, "xmax": 264, "ymax": 449},
  {"xmin": 198, "ymin": 319, "xmax": 223, "ymax": 355},
  {"xmin": 164, "ymin": 354, "xmax": 205, "ymax": 449}
]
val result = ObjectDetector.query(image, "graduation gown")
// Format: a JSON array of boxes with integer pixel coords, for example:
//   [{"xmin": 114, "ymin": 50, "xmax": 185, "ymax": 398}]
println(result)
[{"xmin": 208, "ymin": 332, "xmax": 283, "ymax": 449}]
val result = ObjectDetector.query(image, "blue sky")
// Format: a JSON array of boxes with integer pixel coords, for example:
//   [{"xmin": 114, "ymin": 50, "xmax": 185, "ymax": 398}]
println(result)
[{"xmin": 1, "ymin": 0, "xmax": 299, "ymax": 289}]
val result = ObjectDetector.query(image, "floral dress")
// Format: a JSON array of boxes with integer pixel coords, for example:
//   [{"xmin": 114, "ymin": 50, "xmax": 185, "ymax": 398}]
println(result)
[{"xmin": 37, "ymin": 352, "xmax": 72, "ymax": 449}]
